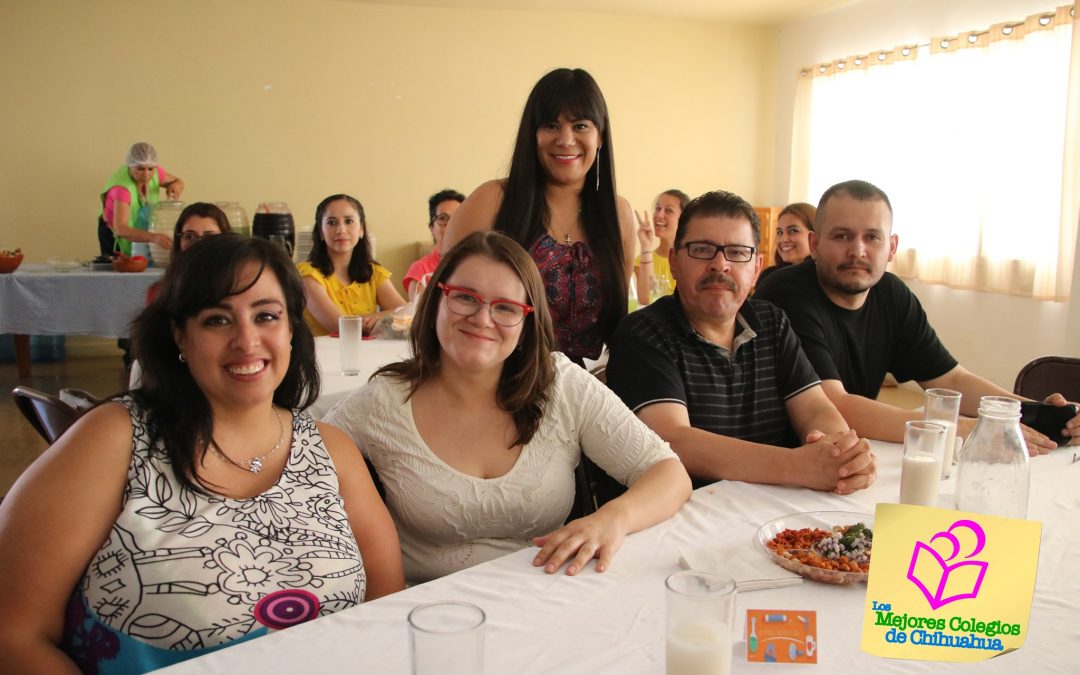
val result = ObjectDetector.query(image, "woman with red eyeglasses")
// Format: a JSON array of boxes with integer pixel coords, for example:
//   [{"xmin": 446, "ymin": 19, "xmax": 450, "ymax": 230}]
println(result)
[{"xmin": 325, "ymin": 231, "xmax": 690, "ymax": 585}]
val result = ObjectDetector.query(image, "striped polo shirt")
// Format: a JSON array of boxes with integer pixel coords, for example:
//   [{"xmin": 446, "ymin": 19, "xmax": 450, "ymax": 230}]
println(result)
[{"xmin": 607, "ymin": 293, "xmax": 820, "ymax": 479}]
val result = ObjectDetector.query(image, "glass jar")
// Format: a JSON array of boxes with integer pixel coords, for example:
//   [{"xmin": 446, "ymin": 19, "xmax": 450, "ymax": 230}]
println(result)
[
  {"xmin": 954, "ymin": 396, "xmax": 1029, "ymax": 519},
  {"xmin": 214, "ymin": 201, "xmax": 250, "ymax": 237},
  {"xmin": 149, "ymin": 200, "xmax": 185, "ymax": 267}
]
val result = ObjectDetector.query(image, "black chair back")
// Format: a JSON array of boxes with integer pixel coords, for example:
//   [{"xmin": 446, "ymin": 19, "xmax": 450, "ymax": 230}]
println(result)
[
  {"xmin": 1013, "ymin": 356, "xmax": 1080, "ymax": 402},
  {"xmin": 12, "ymin": 386, "xmax": 80, "ymax": 444},
  {"xmin": 564, "ymin": 362, "xmax": 627, "ymax": 522}
]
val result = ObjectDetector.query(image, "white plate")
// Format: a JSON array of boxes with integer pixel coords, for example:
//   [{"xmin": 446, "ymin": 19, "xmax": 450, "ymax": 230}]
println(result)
[
  {"xmin": 46, "ymin": 258, "xmax": 82, "ymax": 272},
  {"xmin": 754, "ymin": 510, "xmax": 873, "ymax": 585}
]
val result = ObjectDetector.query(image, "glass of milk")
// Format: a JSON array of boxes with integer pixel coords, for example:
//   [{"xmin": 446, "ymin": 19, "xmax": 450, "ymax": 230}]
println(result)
[
  {"xmin": 924, "ymin": 388, "xmax": 961, "ymax": 478},
  {"xmin": 665, "ymin": 571, "xmax": 736, "ymax": 675},
  {"xmin": 900, "ymin": 421, "xmax": 947, "ymax": 506}
]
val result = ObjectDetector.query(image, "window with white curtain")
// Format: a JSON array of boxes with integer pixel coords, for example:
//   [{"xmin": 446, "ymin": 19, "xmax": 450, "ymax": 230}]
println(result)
[{"xmin": 789, "ymin": 6, "xmax": 1077, "ymax": 300}]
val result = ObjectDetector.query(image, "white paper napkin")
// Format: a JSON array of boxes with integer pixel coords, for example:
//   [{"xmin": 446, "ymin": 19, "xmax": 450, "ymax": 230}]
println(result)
[{"xmin": 679, "ymin": 546, "xmax": 802, "ymax": 592}]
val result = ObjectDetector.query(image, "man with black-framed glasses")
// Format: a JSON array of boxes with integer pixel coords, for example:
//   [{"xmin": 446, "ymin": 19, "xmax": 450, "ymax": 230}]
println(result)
[
  {"xmin": 607, "ymin": 190, "xmax": 877, "ymax": 494},
  {"xmin": 404, "ymin": 188, "xmax": 466, "ymax": 299}
]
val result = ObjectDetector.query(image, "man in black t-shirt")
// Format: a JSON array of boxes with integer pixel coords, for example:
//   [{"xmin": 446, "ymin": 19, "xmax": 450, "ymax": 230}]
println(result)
[
  {"xmin": 608, "ymin": 190, "xmax": 877, "ymax": 493},
  {"xmin": 756, "ymin": 179, "xmax": 1077, "ymax": 451}
]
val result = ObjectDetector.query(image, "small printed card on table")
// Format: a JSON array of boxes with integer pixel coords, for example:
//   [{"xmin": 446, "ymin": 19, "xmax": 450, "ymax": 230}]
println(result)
[
  {"xmin": 861, "ymin": 503, "xmax": 1040, "ymax": 662},
  {"xmin": 745, "ymin": 609, "xmax": 818, "ymax": 663}
]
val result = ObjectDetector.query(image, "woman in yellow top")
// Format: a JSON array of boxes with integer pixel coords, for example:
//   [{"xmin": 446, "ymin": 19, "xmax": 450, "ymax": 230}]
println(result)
[
  {"xmin": 297, "ymin": 194, "xmax": 406, "ymax": 336},
  {"xmin": 633, "ymin": 189, "xmax": 688, "ymax": 306}
]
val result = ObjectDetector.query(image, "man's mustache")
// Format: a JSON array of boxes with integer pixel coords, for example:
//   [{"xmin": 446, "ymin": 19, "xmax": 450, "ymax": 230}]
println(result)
[
  {"xmin": 838, "ymin": 262, "xmax": 872, "ymax": 272},
  {"xmin": 697, "ymin": 274, "xmax": 737, "ymax": 292}
]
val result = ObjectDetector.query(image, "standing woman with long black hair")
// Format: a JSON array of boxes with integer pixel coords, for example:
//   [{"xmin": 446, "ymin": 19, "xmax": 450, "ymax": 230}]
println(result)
[{"xmin": 443, "ymin": 68, "xmax": 634, "ymax": 365}]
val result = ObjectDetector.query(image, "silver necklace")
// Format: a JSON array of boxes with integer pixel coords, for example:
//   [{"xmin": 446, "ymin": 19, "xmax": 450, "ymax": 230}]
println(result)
[{"xmin": 209, "ymin": 409, "xmax": 287, "ymax": 475}]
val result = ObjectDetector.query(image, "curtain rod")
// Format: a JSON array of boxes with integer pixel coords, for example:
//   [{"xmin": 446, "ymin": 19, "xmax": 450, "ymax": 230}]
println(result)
[{"xmin": 800, "ymin": 7, "xmax": 1072, "ymax": 77}]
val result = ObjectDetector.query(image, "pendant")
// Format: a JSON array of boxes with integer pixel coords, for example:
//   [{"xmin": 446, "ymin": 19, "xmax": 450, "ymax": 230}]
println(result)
[{"xmin": 248, "ymin": 458, "xmax": 263, "ymax": 474}]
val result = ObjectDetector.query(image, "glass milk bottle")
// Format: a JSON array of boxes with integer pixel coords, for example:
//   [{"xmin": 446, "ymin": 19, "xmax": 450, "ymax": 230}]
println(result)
[{"xmin": 955, "ymin": 397, "xmax": 1029, "ymax": 519}]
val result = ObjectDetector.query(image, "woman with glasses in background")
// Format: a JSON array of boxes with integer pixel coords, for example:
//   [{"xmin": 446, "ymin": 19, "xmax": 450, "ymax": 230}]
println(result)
[
  {"xmin": 146, "ymin": 202, "xmax": 232, "ymax": 304},
  {"xmin": 173, "ymin": 202, "xmax": 231, "ymax": 251},
  {"xmin": 403, "ymin": 188, "xmax": 465, "ymax": 300},
  {"xmin": 325, "ymin": 231, "xmax": 690, "ymax": 585}
]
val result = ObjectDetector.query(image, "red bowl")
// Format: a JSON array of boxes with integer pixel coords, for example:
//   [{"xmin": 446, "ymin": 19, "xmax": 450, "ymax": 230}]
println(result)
[
  {"xmin": 113, "ymin": 256, "xmax": 148, "ymax": 273},
  {"xmin": 0, "ymin": 253, "xmax": 24, "ymax": 274}
]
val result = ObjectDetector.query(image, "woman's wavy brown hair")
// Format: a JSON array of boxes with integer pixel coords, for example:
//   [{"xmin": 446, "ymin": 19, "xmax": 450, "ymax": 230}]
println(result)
[{"xmin": 374, "ymin": 231, "xmax": 555, "ymax": 447}]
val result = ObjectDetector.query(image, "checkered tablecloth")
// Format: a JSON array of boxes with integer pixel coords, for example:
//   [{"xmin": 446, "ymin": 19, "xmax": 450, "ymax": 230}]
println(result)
[{"xmin": 0, "ymin": 264, "xmax": 164, "ymax": 337}]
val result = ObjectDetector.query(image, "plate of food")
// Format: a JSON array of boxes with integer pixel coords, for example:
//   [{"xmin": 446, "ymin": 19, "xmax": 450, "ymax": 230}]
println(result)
[{"xmin": 754, "ymin": 510, "xmax": 873, "ymax": 585}]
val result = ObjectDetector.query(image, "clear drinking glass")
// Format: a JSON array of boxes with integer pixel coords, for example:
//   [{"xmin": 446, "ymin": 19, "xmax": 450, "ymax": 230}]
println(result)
[
  {"xmin": 408, "ymin": 601, "xmax": 485, "ymax": 675},
  {"xmin": 665, "ymin": 571, "xmax": 736, "ymax": 675},
  {"xmin": 338, "ymin": 316, "xmax": 364, "ymax": 376},
  {"xmin": 899, "ymin": 421, "xmax": 947, "ymax": 507},
  {"xmin": 924, "ymin": 388, "xmax": 961, "ymax": 478}
]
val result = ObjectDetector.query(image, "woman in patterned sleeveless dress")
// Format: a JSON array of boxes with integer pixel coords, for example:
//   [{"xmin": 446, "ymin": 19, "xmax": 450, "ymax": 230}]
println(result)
[
  {"xmin": 0, "ymin": 235, "xmax": 404, "ymax": 673},
  {"xmin": 443, "ymin": 68, "xmax": 636, "ymax": 366}
]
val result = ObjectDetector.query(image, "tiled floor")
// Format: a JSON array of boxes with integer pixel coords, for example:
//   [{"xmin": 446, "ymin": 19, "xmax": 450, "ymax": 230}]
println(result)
[{"xmin": 1, "ymin": 346, "xmax": 128, "ymax": 497}]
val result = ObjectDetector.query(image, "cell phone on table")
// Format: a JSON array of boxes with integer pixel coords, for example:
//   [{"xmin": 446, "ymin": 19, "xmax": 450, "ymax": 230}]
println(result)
[{"xmin": 1019, "ymin": 401, "xmax": 1078, "ymax": 446}]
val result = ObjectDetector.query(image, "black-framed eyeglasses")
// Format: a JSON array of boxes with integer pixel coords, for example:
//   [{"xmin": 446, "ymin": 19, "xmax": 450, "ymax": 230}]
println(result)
[
  {"xmin": 179, "ymin": 231, "xmax": 220, "ymax": 245},
  {"xmin": 681, "ymin": 241, "xmax": 756, "ymax": 263},
  {"xmin": 436, "ymin": 283, "xmax": 534, "ymax": 327},
  {"xmin": 432, "ymin": 213, "xmax": 452, "ymax": 225}
]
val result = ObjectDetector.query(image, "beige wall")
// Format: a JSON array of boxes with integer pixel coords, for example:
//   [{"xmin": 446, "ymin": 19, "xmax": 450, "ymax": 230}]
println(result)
[
  {"xmin": 0, "ymin": 0, "xmax": 776, "ymax": 290},
  {"xmin": 772, "ymin": 0, "xmax": 1079, "ymax": 389}
]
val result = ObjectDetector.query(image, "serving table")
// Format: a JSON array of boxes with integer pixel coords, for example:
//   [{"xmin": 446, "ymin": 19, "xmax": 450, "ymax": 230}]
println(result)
[
  {"xmin": 0, "ymin": 264, "xmax": 163, "ymax": 376},
  {"xmin": 161, "ymin": 442, "xmax": 1079, "ymax": 673}
]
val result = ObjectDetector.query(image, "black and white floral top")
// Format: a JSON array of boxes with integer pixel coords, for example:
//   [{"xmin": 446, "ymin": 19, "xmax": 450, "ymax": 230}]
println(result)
[{"xmin": 62, "ymin": 396, "xmax": 365, "ymax": 674}]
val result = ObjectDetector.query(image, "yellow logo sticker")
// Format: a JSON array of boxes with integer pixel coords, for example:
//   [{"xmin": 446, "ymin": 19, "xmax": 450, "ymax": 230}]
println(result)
[{"xmin": 861, "ymin": 503, "xmax": 1040, "ymax": 662}]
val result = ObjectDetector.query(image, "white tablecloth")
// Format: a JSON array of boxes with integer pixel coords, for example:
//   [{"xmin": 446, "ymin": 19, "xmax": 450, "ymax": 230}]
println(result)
[
  {"xmin": 161, "ymin": 443, "xmax": 1080, "ymax": 674},
  {"xmin": 0, "ymin": 264, "xmax": 163, "ymax": 336},
  {"xmin": 309, "ymin": 335, "xmax": 412, "ymax": 419}
]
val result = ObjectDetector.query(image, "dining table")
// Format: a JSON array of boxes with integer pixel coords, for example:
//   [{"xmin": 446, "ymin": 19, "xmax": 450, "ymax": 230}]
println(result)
[
  {"xmin": 0, "ymin": 263, "xmax": 164, "ymax": 376},
  {"xmin": 309, "ymin": 334, "xmax": 413, "ymax": 419},
  {"xmin": 160, "ymin": 440, "xmax": 1080, "ymax": 674}
]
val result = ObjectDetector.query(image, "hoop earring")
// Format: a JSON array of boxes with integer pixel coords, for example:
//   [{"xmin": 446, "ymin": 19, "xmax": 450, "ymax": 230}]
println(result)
[
  {"xmin": 595, "ymin": 147, "xmax": 601, "ymax": 191},
  {"xmin": 178, "ymin": 352, "xmax": 186, "ymax": 363}
]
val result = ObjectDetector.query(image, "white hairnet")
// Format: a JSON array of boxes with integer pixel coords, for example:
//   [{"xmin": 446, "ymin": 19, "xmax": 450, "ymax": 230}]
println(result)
[{"xmin": 126, "ymin": 142, "xmax": 158, "ymax": 167}]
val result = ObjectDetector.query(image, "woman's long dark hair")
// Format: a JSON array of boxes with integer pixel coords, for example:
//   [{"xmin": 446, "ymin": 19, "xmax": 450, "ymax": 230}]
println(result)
[
  {"xmin": 493, "ymin": 68, "xmax": 627, "ymax": 346},
  {"xmin": 131, "ymin": 234, "xmax": 319, "ymax": 492},
  {"xmin": 376, "ymin": 231, "xmax": 556, "ymax": 448},
  {"xmin": 307, "ymin": 194, "xmax": 375, "ymax": 283}
]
